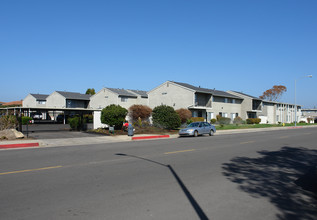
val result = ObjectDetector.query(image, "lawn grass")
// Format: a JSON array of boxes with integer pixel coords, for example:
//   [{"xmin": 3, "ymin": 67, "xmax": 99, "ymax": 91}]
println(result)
[
  {"xmin": 215, "ymin": 123, "xmax": 315, "ymax": 130},
  {"xmin": 89, "ymin": 123, "xmax": 315, "ymax": 135}
]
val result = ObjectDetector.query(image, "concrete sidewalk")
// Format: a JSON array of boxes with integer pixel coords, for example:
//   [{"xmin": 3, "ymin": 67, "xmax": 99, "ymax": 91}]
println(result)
[{"xmin": 1, "ymin": 125, "xmax": 316, "ymax": 149}]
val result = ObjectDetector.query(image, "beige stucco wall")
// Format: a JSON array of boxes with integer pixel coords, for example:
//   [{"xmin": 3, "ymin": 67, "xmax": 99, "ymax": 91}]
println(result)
[
  {"xmin": 210, "ymin": 100, "xmax": 242, "ymax": 119},
  {"xmin": 90, "ymin": 88, "xmax": 149, "ymax": 110},
  {"xmin": 227, "ymin": 91, "xmax": 255, "ymax": 120},
  {"xmin": 46, "ymin": 92, "xmax": 65, "ymax": 108},
  {"xmin": 23, "ymin": 94, "xmax": 36, "ymax": 107},
  {"xmin": 89, "ymin": 89, "xmax": 118, "ymax": 109},
  {"xmin": 148, "ymin": 81, "xmax": 194, "ymax": 109},
  {"xmin": 262, "ymin": 102, "xmax": 276, "ymax": 123}
]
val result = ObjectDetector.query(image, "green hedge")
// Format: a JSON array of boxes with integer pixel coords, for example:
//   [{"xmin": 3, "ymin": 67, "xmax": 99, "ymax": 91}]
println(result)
[
  {"xmin": 68, "ymin": 116, "xmax": 82, "ymax": 131},
  {"xmin": 191, "ymin": 117, "xmax": 205, "ymax": 122},
  {"xmin": 218, "ymin": 117, "xmax": 231, "ymax": 125},
  {"xmin": 22, "ymin": 116, "xmax": 33, "ymax": 125},
  {"xmin": 101, "ymin": 104, "xmax": 128, "ymax": 129},
  {"xmin": 152, "ymin": 105, "xmax": 181, "ymax": 129},
  {"xmin": 246, "ymin": 118, "xmax": 261, "ymax": 124}
]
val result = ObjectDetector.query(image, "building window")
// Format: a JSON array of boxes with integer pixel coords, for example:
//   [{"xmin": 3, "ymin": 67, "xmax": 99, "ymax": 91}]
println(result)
[
  {"xmin": 121, "ymin": 97, "xmax": 128, "ymax": 102},
  {"xmin": 37, "ymin": 100, "xmax": 46, "ymax": 105},
  {"xmin": 224, "ymin": 98, "xmax": 228, "ymax": 103}
]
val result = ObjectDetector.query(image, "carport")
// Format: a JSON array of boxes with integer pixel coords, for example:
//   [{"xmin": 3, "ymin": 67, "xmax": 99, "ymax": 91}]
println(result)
[{"xmin": 2, "ymin": 106, "xmax": 96, "ymax": 132}]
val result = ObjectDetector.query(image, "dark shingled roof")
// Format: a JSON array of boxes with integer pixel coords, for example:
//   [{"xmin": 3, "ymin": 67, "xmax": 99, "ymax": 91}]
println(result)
[
  {"xmin": 107, "ymin": 88, "xmax": 138, "ymax": 98},
  {"xmin": 128, "ymin": 89, "xmax": 148, "ymax": 98},
  {"xmin": 230, "ymin": 91, "xmax": 262, "ymax": 100},
  {"xmin": 172, "ymin": 81, "xmax": 242, "ymax": 99},
  {"xmin": 30, "ymin": 94, "xmax": 49, "ymax": 100},
  {"xmin": 56, "ymin": 91, "xmax": 91, "ymax": 100}
]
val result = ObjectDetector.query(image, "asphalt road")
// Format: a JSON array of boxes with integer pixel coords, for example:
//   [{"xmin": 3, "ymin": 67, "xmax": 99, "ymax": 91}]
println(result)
[{"xmin": 1, "ymin": 127, "xmax": 317, "ymax": 220}]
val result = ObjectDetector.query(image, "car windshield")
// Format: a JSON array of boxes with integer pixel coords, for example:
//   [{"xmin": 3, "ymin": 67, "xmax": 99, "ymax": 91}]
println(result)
[{"xmin": 187, "ymin": 122, "xmax": 200, "ymax": 128}]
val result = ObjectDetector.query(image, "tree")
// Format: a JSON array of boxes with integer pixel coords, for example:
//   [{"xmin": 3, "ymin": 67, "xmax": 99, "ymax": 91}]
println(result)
[
  {"xmin": 152, "ymin": 105, "xmax": 181, "ymax": 129},
  {"xmin": 101, "ymin": 105, "xmax": 128, "ymax": 129},
  {"xmin": 128, "ymin": 105, "xmax": 152, "ymax": 122},
  {"xmin": 85, "ymin": 88, "xmax": 96, "ymax": 95},
  {"xmin": 259, "ymin": 85, "xmax": 287, "ymax": 101},
  {"xmin": 176, "ymin": 108, "xmax": 192, "ymax": 124}
]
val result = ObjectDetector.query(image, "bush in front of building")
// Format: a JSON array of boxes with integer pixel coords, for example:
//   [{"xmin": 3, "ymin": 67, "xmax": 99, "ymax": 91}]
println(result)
[
  {"xmin": 68, "ymin": 116, "xmax": 82, "ymax": 131},
  {"xmin": 246, "ymin": 118, "xmax": 261, "ymax": 124},
  {"xmin": 101, "ymin": 104, "xmax": 128, "ymax": 129},
  {"xmin": 210, "ymin": 118, "xmax": 217, "ymax": 124},
  {"xmin": 152, "ymin": 105, "xmax": 181, "ymax": 129},
  {"xmin": 0, "ymin": 115, "xmax": 18, "ymax": 130},
  {"xmin": 218, "ymin": 117, "xmax": 231, "ymax": 126},
  {"xmin": 128, "ymin": 105, "xmax": 152, "ymax": 123},
  {"xmin": 233, "ymin": 116, "xmax": 243, "ymax": 125},
  {"xmin": 21, "ymin": 116, "xmax": 33, "ymax": 125},
  {"xmin": 190, "ymin": 117, "xmax": 205, "ymax": 122},
  {"xmin": 176, "ymin": 108, "xmax": 192, "ymax": 124}
]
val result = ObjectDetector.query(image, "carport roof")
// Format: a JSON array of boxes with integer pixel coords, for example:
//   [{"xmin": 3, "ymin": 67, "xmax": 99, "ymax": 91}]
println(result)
[
  {"xmin": 56, "ymin": 91, "xmax": 91, "ymax": 100},
  {"xmin": 172, "ymin": 81, "xmax": 242, "ymax": 99}
]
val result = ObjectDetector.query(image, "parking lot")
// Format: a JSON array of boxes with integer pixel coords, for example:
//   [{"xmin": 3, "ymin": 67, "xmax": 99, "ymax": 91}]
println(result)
[{"xmin": 21, "ymin": 123, "xmax": 100, "ymax": 139}]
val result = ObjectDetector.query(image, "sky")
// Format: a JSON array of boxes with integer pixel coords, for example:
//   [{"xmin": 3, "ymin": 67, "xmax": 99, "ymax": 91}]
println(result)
[{"xmin": 1, "ymin": 0, "xmax": 316, "ymax": 108}]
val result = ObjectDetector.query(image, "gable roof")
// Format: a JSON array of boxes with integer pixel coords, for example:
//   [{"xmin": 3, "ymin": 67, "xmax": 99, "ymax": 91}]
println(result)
[
  {"xmin": 106, "ymin": 88, "xmax": 138, "ymax": 98},
  {"xmin": 2, "ymin": 101, "xmax": 22, "ymax": 106},
  {"xmin": 229, "ymin": 91, "xmax": 262, "ymax": 100},
  {"xmin": 30, "ymin": 94, "xmax": 49, "ymax": 100},
  {"xmin": 128, "ymin": 89, "xmax": 148, "ymax": 98},
  {"xmin": 172, "ymin": 81, "xmax": 242, "ymax": 99},
  {"xmin": 56, "ymin": 91, "xmax": 91, "ymax": 100}
]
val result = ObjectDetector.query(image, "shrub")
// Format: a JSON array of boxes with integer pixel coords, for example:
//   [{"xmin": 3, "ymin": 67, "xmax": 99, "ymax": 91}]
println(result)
[
  {"xmin": 129, "ymin": 105, "xmax": 152, "ymax": 122},
  {"xmin": 299, "ymin": 120, "xmax": 306, "ymax": 123},
  {"xmin": 186, "ymin": 119, "xmax": 193, "ymax": 124},
  {"xmin": 83, "ymin": 114, "xmax": 93, "ymax": 123},
  {"xmin": 191, "ymin": 117, "xmax": 205, "ymax": 122},
  {"xmin": 22, "ymin": 116, "xmax": 33, "ymax": 125},
  {"xmin": 246, "ymin": 118, "xmax": 261, "ymax": 124},
  {"xmin": 218, "ymin": 117, "xmax": 231, "ymax": 125},
  {"xmin": 233, "ymin": 116, "xmax": 243, "ymax": 125},
  {"xmin": 176, "ymin": 108, "xmax": 192, "ymax": 124},
  {"xmin": 210, "ymin": 119, "xmax": 217, "ymax": 124},
  {"xmin": 68, "ymin": 116, "xmax": 82, "ymax": 131},
  {"xmin": 0, "ymin": 115, "xmax": 18, "ymax": 130},
  {"xmin": 152, "ymin": 105, "xmax": 181, "ymax": 129},
  {"xmin": 101, "ymin": 104, "xmax": 128, "ymax": 129}
]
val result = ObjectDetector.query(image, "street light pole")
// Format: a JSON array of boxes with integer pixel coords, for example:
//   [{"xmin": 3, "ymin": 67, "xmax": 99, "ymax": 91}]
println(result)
[
  {"xmin": 294, "ymin": 79, "xmax": 297, "ymax": 127},
  {"xmin": 294, "ymin": 75, "xmax": 312, "ymax": 127}
]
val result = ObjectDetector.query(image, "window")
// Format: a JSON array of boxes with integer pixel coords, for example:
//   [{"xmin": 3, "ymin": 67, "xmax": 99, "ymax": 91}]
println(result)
[
  {"xmin": 231, "ymin": 113, "xmax": 235, "ymax": 120},
  {"xmin": 121, "ymin": 97, "xmax": 128, "ymax": 102},
  {"xmin": 224, "ymin": 98, "xmax": 228, "ymax": 103},
  {"xmin": 193, "ymin": 111, "xmax": 198, "ymax": 117},
  {"xmin": 232, "ymin": 99, "xmax": 236, "ymax": 104},
  {"xmin": 37, "ymin": 100, "xmax": 46, "ymax": 105}
]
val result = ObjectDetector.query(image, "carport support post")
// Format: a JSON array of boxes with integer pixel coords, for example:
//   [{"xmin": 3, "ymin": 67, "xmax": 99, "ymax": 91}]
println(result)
[{"xmin": 26, "ymin": 120, "xmax": 29, "ymax": 138}]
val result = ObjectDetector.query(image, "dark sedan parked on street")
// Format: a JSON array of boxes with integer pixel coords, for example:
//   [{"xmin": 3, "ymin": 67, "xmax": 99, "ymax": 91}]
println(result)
[{"xmin": 179, "ymin": 122, "xmax": 216, "ymax": 137}]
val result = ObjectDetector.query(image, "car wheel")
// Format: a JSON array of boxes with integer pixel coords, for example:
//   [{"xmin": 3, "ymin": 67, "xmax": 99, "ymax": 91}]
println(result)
[
  {"xmin": 194, "ymin": 130, "xmax": 198, "ymax": 137},
  {"xmin": 209, "ymin": 129, "xmax": 214, "ymax": 136}
]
